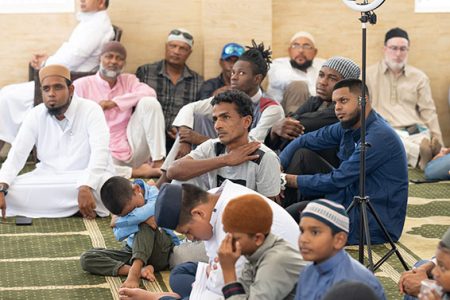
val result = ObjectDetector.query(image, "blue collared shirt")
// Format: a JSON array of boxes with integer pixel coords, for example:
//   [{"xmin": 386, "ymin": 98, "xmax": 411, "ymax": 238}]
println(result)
[
  {"xmin": 295, "ymin": 249, "xmax": 386, "ymax": 300},
  {"xmin": 280, "ymin": 111, "xmax": 408, "ymax": 244},
  {"xmin": 113, "ymin": 179, "xmax": 180, "ymax": 247}
]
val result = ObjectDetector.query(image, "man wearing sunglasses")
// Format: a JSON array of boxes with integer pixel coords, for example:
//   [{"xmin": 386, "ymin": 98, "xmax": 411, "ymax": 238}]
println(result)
[
  {"xmin": 197, "ymin": 42, "xmax": 245, "ymax": 100},
  {"xmin": 367, "ymin": 27, "xmax": 443, "ymax": 170},
  {"xmin": 267, "ymin": 31, "xmax": 325, "ymax": 114},
  {"xmin": 0, "ymin": 0, "xmax": 114, "ymax": 155},
  {"xmin": 136, "ymin": 28, "xmax": 203, "ymax": 153}
]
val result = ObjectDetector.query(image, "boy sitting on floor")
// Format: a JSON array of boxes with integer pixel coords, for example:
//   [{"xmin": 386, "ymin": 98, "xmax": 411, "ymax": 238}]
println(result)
[
  {"xmin": 218, "ymin": 194, "xmax": 303, "ymax": 300},
  {"xmin": 295, "ymin": 199, "xmax": 386, "ymax": 300},
  {"xmin": 418, "ymin": 228, "xmax": 450, "ymax": 300},
  {"xmin": 80, "ymin": 176, "xmax": 179, "ymax": 288}
]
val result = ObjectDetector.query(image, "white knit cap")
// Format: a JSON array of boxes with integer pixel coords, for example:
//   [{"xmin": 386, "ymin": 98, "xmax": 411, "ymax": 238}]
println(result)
[
  {"xmin": 323, "ymin": 56, "xmax": 361, "ymax": 80},
  {"xmin": 301, "ymin": 199, "xmax": 349, "ymax": 233},
  {"xmin": 167, "ymin": 28, "xmax": 194, "ymax": 48},
  {"xmin": 290, "ymin": 31, "xmax": 316, "ymax": 45}
]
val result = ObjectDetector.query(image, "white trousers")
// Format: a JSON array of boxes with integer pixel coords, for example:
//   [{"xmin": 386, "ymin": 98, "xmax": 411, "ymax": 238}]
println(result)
[
  {"xmin": 0, "ymin": 81, "xmax": 34, "ymax": 143},
  {"xmin": 5, "ymin": 169, "xmax": 110, "ymax": 218},
  {"xmin": 113, "ymin": 97, "xmax": 166, "ymax": 178},
  {"xmin": 395, "ymin": 129, "xmax": 430, "ymax": 167}
]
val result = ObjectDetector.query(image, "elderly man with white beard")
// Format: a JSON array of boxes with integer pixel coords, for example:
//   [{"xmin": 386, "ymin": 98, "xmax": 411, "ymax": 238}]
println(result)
[
  {"xmin": 74, "ymin": 42, "xmax": 166, "ymax": 179},
  {"xmin": 366, "ymin": 27, "xmax": 443, "ymax": 170}
]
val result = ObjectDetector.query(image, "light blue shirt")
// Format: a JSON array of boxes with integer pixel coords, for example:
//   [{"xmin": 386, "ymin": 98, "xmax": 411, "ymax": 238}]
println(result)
[
  {"xmin": 113, "ymin": 179, "xmax": 179, "ymax": 247},
  {"xmin": 295, "ymin": 249, "xmax": 386, "ymax": 300}
]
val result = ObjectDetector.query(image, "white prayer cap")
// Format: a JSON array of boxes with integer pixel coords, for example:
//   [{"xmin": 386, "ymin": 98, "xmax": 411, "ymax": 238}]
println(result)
[{"xmin": 290, "ymin": 31, "xmax": 316, "ymax": 46}]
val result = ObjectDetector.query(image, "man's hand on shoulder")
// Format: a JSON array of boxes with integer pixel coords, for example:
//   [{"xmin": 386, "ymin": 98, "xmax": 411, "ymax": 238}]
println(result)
[
  {"xmin": 178, "ymin": 127, "xmax": 209, "ymax": 145},
  {"xmin": 30, "ymin": 53, "xmax": 48, "ymax": 69},
  {"xmin": 78, "ymin": 186, "xmax": 96, "ymax": 219},
  {"xmin": 223, "ymin": 141, "xmax": 261, "ymax": 166},
  {"xmin": 271, "ymin": 117, "xmax": 304, "ymax": 141}
]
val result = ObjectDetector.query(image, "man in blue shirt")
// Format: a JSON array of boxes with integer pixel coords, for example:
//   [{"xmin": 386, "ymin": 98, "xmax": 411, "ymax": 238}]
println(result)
[
  {"xmin": 280, "ymin": 79, "xmax": 408, "ymax": 244},
  {"xmin": 80, "ymin": 176, "xmax": 179, "ymax": 288}
]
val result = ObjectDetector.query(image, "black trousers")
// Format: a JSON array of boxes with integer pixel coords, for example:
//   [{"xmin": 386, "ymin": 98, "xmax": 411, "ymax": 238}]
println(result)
[{"xmin": 283, "ymin": 148, "xmax": 338, "ymax": 208}]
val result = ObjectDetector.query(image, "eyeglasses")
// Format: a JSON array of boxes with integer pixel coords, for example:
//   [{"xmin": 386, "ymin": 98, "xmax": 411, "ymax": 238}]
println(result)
[
  {"xmin": 387, "ymin": 45, "xmax": 409, "ymax": 53},
  {"xmin": 169, "ymin": 29, "xmax": 193, "ymax": 41},
  {"xmin": 223, "ymin": 44, "xmax": 245, "ymax": 56},
  {"xmin": 290, "ymin": 43, "xmax": 315, "ymax": 51}
]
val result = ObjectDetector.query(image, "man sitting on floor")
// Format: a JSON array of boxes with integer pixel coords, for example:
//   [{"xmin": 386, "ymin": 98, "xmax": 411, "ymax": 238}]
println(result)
[
  {"xmin": 74, "ymin": 41, "xmax": 165, "ymax": 178},
  {"xmin": 0, "ymin": 0, "xmax": 114, "ymax": 154},
  {"xmin": 0, "ymin": 65, "xmax": 115, "ymax": 219},
  {"xmin": 156, "ymin": 40, "xmax": 284, "ymax": 187},
  {"xmin": 280, "ymin": 79, "xmax": 408, "ymax": 245},
  {"xmin": 166, "ymin": 90, "xmax": 281, "ymax": 200}
]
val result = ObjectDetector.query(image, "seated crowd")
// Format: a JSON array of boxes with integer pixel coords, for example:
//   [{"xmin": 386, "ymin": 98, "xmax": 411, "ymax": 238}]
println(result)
[{"xmin": 0, "ymin": 4, "xmax": 449, "ymax": 298}]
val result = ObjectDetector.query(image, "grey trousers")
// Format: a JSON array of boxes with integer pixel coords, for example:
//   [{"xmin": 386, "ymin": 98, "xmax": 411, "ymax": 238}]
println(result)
[{"xmin": 80, "ymin": 223, "xmax": 174, "ymax": 276}]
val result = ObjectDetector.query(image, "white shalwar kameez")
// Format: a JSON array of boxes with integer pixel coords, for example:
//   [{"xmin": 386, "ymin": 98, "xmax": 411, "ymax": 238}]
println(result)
[
  {"xmin": 0, "ymin": 95, "xmax": 115, "ymax": 218},
  {"xmin": 0, "ymin": 10, "xmax": 114, "ymax": 144}
]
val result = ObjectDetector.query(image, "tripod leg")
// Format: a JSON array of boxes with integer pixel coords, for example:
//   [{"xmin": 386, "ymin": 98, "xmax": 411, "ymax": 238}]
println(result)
[
  {"xmin": 366, "ymin": 201, "xmax": 410, "ymax": 271},
  {"xmin": 361, "ymin": 201, "xmax": 374, "ymax": 271}
]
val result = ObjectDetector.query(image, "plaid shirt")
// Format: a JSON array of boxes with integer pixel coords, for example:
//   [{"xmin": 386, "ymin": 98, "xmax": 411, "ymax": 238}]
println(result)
[{"xmin": 136, "ymin": 60, "xmax": 203, "ymax": 130}]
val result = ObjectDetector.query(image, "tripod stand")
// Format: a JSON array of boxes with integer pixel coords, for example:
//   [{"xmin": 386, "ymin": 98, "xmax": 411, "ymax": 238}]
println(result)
[{"xmin": 343, "ymin": 1, "xmax": 409, "ymax": 272}]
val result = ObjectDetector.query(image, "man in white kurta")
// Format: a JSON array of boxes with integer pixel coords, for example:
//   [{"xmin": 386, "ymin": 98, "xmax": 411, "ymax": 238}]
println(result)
[
  {"xmin": 267, "ymin": 31, "xmax": 325, "ymax": 114},
  {"xmin": 0, "ymin": 0, "xmax": 114, "ymax": 152},
  {"xmin": 0, "ymin": 65, "xmax": 115, "ymax": 218}
]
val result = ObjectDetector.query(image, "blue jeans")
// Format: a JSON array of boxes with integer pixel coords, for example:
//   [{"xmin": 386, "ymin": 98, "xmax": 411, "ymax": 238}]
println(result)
[
  {"xmin": 425, "ymin": 154, "xmax": 450, "ymax": 180},
  {"xmin": 160, "ymin": 261, "xmax": 198, "ymax": 300}
]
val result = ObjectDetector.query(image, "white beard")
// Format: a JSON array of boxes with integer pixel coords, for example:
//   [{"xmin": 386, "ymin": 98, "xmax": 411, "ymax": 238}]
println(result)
[
  {"xmin": 385, "ymin": 57, "xmax": 407, "ymax": 73},
  {"xmin": 99, "ymin": 64, "xmax": 123, "ymax": 79}
]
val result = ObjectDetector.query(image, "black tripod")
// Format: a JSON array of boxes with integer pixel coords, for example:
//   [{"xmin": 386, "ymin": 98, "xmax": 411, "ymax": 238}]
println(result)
[{"xmin": 345, "ymin": 7, "xmax": 409, "ymax": 272}]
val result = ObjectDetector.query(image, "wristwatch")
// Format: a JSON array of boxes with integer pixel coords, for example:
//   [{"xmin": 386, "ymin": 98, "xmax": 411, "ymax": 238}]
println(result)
[
  {"xmin": 0, "ymin": 183, "xmax": 8, "ymax": 196},
  {"xmin": 280, "ymin": 173, "xmax": 287, "ymax": 191}
]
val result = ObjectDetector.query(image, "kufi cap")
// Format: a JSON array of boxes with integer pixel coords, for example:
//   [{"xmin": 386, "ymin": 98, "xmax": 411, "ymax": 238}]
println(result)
[
  {"xmin": 39, "ymin": 64, "xmax": 71, "ymax": 84},
  {"xmin": 101, "ymin": 41, "xmax": 127, "ymax": 59},
  {"xmin": 323, "ymin": 56, "xmax": 360, "ymax": 80},
  {"xmin": 222, "ymin": 194, "xmax": 273, "ymax": 234},
  {"xmin": 290, "ymin": 31, "xmax": 316, "ymax": 45},
  {"xmin": 301, "ymin": 199, "xmax": 349, "ymax": 233},
  {"xmin": 155, "ymin": 183, "xmax": 182, "ymax": 230},
  {"xmin": 168, "ymin": 28, "xmax": 194, "ymax": 48},
  {"xmin": 441, "ymin": 227, "xmax": 450, "ymax": 248},
  {"xmin": 385, "ymin": 27, "xmax": 409, "ymax": 43},
  {"xmin": 221, "ymin": 43, "xmax": 245, "ymax": 60}
]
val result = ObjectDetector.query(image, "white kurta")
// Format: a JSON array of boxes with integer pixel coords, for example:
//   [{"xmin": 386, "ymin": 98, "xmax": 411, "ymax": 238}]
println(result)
[
  {"xmin": 0, "ymin": 95, "xmax": 115, "ymax": 218},
  {"xmin": 0, "ymin": 10, "xmax": 114, "ymax": 144},
  {"xmin": 267, "ymin": 56, "xmax": 325, "ymax": 102}
]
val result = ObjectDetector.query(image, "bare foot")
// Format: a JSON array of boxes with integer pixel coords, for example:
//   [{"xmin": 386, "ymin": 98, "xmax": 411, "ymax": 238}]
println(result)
[
  {"xmin": 141, "ymin": 265, "xmax": 156, "ymax": 282},
  {"xmin": 132, "ymin": 163, "xmax": 162, "ymax": 178},
  {"xmin": 121, "ymin": 272, "xmax": 141, "ymax": 289}
]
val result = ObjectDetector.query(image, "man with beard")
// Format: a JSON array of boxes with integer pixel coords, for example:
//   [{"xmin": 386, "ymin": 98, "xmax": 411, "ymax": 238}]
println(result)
[
  {"xmin": 267, "ymin": 31, "xmax": 325, "ymax": 114},
  {"xmin": 74, "ymin": 42, "xmax": 165, "ymax": 178},
  {"xmin": 367, "ymin": 27, "xmax": 443, "ymax": 170},
  {"xmin": 0, "ymin": 65, "xmax": 115, "ymax": 219},
  {"xmin": 0, "ymin": 0, "xmax": 114, "ymax": 154},
  {"xmin": 265, "ymin": 56, "xmax": 360, "ymax": 159},
  {"xmin": 279, "ymin": 79, "xmax": 408, "ymax": 245}
]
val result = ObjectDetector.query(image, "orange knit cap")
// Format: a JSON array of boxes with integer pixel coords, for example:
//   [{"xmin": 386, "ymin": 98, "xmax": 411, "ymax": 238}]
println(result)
[{"xmin": 222, "ymin": 194, "xmax": 273, "ymax": 234}]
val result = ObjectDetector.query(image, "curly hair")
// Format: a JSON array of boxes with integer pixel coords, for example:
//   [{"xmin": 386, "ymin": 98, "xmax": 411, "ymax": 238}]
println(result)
[{"xmin": 238, "ymin": 40, "xmax": 272, "ymax": 79}]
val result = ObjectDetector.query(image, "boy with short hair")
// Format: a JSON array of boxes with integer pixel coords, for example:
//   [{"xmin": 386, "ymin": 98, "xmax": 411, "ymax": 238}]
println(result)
[
  {"xmin": 80, "ymin": 176, "xmax": 179, "ymax": 288},
  {"xmin": 419, "ymin": 228, "xmax": 450, "ymax": 300},
  {"xmin": 295, "ymin": 199, "xmax": 386, "ymax": 300},
  {"xmin": 218, "ymin": 194, "xmax": 303, "ymax": 300}
]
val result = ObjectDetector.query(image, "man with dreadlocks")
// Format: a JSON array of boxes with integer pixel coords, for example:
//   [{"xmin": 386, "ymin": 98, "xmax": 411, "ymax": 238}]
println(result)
[{"xmin": 156, "ymin": 40, "xmax": 284, "ymax": 189}]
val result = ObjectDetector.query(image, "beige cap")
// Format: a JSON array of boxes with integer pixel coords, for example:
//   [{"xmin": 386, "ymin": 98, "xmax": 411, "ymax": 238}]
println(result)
[{"xmin": 39, "ymin": 64, "xmax": 71, "ymax": 84}]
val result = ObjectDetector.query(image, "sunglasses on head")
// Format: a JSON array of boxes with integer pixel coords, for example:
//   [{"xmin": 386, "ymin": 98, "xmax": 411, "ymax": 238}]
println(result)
[
  {"xmin": 223, "ymin": 44, "xmax": 244, "ymax": 56},
  {"xmin": 170, "ymin": 29, "xmax": 193, "ymax": 41}
]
